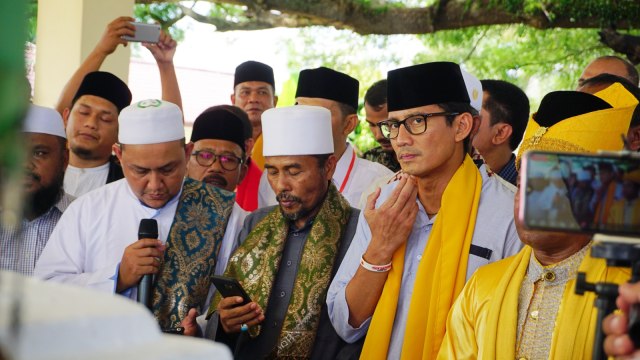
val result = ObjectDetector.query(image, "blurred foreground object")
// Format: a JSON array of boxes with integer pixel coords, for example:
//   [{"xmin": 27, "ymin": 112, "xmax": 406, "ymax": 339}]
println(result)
[{"xmin": 0, "ymin": 270, "xmax": 232, "ymax": 360}]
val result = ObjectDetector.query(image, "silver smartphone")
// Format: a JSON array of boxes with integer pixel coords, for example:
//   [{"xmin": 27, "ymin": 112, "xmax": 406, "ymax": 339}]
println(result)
[
  {"xmin": 519, "ymin": 150, "xmax": 640, "ymax": 236},
  {"xmin": 122, "ymin": 22, "xmax": 160, "ymax": 43}
]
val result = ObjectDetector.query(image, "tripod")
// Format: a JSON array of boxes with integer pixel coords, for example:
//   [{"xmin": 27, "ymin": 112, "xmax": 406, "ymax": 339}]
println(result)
[{"xmin": 575, "ymin": 239, "xmax": 640, "ymax": 360}]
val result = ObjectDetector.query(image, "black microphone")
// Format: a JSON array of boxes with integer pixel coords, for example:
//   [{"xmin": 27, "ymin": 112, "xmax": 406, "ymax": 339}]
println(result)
[{"xmin": 137, "ymin": 218, "xmax": 158, "ymax": 309}]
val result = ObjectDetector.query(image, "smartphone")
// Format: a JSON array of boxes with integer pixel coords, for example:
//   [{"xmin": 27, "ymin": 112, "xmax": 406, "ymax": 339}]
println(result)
[
  {"xmin": 161, "ymin": 327, "xmax": 184, "ymax": 335},
  {"xmin": 211, "ymin": 275, "xmax": 252, "ymax": 305},
  {"xmin": 122, "ymin": 22, "xmax": 160, "ymax": 43},
  {"xmin": 519, "ymin": 150, "xmax": 640, "ymax": 236}
]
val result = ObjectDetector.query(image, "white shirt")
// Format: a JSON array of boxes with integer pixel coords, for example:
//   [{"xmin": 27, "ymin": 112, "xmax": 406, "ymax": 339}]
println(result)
[
  {"xmin": 64, "ymin": 162, "xmax": 110, "ymax": 197},
  {"xmin": 257, "ymin": 143, "xmax": 393, "ymax": 209},
  {"xmin": 34, "ymin": 178, "xmax": 247, "ymax": 312},
  {"xmin": 326, "ymin": 165, "xmax": 522, "ymax": 358}
]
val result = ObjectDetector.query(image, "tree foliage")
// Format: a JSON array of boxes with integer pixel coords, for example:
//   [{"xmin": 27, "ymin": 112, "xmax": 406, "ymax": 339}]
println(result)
[
  {"xmin": 25, "ymin": 0, "xmax": 640, "ymax": 152},
  {"xmin": 129, "ymin": 1, "xmax": 640, "ymax": 152}
]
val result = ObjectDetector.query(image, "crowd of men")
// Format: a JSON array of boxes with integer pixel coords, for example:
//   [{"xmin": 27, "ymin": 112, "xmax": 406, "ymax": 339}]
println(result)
[{"xmin": 2, "ymin": 15, "xmax": 640, "ymax": 359}]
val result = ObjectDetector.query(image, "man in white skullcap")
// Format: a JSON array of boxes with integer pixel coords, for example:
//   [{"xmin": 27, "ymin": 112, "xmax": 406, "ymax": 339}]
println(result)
[
  {"xmin": 188, "ymin": 105, "xmax": 360, "ymax": 359},
  {"xmin": 0, "ymin": 105, "xmax": 73, "ymax": 275},
  {"xmin": 257, "ymin": 67, "xmax": 393, "ymax": 208},
  {"xmin": 34, "ymin": 99, "xmax": 247, "ymax": 332}
]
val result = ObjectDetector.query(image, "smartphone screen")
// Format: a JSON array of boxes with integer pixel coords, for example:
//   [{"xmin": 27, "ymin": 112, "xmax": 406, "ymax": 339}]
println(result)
[
  {"xmin": 211, "ymin": 276, "xmax": 252, "ymax": 305},
  {"xmin": 121, "ymin": 22, "xmax": 160, "ymax": 43},
  {"xmin": 520, "ymin": 150, "xmax": 640, "ymax": 236}
]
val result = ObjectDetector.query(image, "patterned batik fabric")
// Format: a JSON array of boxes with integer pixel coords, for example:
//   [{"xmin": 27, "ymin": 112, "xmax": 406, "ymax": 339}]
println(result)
[
  {"xmin": 152, "ymin": 177, "xmax": 235, "ymax": 330},
  {"xmin": 516, "ymin": 242, "xmax": 591, "ymax": 360},
  {"xmin": 210, "ymin": 183, "xmax": 351, "ymax": 358},
  {"xmin": 363, "ymin": 146, "xmax": 401, "ymax": 173}
]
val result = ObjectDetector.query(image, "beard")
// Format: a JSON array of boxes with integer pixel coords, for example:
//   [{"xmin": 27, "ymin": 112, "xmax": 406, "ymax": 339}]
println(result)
[
  {"xmin": 70, "ymin": 144, "xmax": 100, "ymax": 160},
  {"xmin": 25, "ymin": 169, "xmax": 64, "ymax": 219},
  {"xmin": 276, "ymin": 192, "xmax": 310, "ymax": 222}
]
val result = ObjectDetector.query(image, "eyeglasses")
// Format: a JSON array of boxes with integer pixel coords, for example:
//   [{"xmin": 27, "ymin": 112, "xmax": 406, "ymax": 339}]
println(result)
[
  {"xmin": 192, "ymin": 150, "xmax": 243, "ymax": 171},
  {"xmin": 378, "ymin": 112, "xmax": 459, "ymax": 139}
]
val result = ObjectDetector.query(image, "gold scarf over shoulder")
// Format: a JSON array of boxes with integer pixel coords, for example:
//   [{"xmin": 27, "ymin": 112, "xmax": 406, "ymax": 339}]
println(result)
[
  {"xmin": 361, "ymin": 155, "xmax": 482, "ymax": 359},
  {"xmin": 209, "ymin": 183, "xmax": 351, "ymax": 358}
]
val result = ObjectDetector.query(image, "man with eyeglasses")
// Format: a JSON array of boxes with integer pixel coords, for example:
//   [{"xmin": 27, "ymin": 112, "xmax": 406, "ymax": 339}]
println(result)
[
  {"xmin": 187, "ymin": 105, "xmax": 253, "ymax": 194},
  {"xmin": 327, "ymin": 62, "xmax": 522, "ymax": 359}
]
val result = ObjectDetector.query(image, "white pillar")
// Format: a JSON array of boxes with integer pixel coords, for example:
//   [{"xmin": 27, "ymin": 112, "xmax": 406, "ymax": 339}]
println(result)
[{"xmin": 33, "ymin": 0, "xmax": 134, "ymax": 107}]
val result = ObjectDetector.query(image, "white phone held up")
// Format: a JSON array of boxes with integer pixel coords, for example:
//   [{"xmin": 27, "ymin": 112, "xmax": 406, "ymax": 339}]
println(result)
[{"xmin": 122, "ymin": 22, "xmax": 160, "ymax": 43}]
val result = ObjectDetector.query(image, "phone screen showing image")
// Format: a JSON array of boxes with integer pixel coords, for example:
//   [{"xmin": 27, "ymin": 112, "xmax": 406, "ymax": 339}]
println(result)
[{"xmin": 520, "ymin": 151, "xmax": 640, "ymax": 236}]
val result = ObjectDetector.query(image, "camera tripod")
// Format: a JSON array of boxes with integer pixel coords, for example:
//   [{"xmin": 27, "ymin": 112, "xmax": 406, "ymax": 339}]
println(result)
[{"xmin": 575, "ymin": 237, "xmax": 640, "ymax": 360}]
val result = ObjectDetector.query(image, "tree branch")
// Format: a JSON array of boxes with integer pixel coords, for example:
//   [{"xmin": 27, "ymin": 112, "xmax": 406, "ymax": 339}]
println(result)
[
  {"xmin": 176, "ymin": 3, "xmax": 317, "ymax": 31},
  {"xmin": 463, "ymin": 27, "xmax": 489, "ymax": 62},
  {"xmin": 135, "ymin": 0, "xmax": 640, "ymax": 35},
  {"xmin": 599, "ymin": 28, "xmax": 640, "ymax": 65}
]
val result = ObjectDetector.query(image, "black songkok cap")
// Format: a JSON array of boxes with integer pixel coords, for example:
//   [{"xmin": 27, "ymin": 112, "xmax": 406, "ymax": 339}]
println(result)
[
  {"xmin": 190, "ymin": 105, "xmax": 251, "ymax": 151},
  {"xmin": 234, "ymin": 61, "xmax": 275, "ymax": 91},
  {"xmin": 533, "ymin": 91, "xmax": 612, "ymax": 128},
  {"xmin": 387, "ymin": 62, "xmax": 479, "ymax": 112},
  {"xmin": 295, "ymin": 67, "xmax": 359, "ymax": 110},
  {"xmin": 72, "ymin": 71, "xmax": 132, "ymax": 114}
]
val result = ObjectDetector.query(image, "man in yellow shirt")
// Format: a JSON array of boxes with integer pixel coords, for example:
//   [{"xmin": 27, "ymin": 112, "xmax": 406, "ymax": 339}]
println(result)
[{"xmin": 439, "ymin": 84, "xmax": 638, "ymax": 359}]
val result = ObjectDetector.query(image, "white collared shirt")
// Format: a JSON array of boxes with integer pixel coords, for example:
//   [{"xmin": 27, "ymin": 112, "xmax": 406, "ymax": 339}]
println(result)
[{"xmin": 64, "ymin": 162, "xmax": 110, "ymax": 197}]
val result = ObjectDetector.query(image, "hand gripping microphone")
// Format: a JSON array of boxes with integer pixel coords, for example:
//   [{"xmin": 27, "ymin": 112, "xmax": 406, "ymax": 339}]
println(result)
[{"xmin": 137, "ymin": 218, "xmax": 158, "ymax": 309}]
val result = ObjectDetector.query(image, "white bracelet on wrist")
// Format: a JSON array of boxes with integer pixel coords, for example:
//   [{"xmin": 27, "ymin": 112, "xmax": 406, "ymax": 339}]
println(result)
[{"xmin": 360, "ymin": 255, "xmax": 392, "ymax": 272}]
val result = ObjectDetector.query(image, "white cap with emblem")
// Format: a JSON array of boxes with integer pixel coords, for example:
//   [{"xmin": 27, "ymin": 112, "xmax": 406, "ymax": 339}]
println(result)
[{"xmin": 118, "ymin": 99, "xmax": 184, "ymax": 145}]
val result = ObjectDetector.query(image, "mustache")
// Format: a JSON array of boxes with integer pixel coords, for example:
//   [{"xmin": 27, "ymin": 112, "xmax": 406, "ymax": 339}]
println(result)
[
  {"xmin": 203, "ymin": 174, "xmax": 228, "ymax": 186},
  {"xmin": 25, "ymin": 171, "xmax": 41, "ymax": 182},
  {"xmin": 276, "ymin": 192, "xmax": 302, "ymax": 203}
]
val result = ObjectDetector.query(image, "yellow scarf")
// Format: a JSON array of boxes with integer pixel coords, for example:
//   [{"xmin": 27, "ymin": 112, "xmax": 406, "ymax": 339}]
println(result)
[
  {"xmin": 481, "ymin": 245, "xmax": 630, "ymax": 359},
  {"xmin": 251, "ymin": 133, "xmax": 265, "ymax": 170},
  {"xmin": 361, "ymin": 155, "xmax": 482, "ymax": 359}
]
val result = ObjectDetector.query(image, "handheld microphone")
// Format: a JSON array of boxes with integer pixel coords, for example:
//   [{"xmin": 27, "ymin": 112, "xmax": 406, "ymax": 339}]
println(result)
[{"xmin": 137, "ymin": 218, "xmax": 158, "ymax": 309}]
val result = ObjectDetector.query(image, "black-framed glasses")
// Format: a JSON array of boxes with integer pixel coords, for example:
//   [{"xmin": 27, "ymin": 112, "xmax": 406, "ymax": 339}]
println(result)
[
  {"xmin": 378, "ymin": 112, "xmax": 460, "ymax": 139},
  {"xmin": 192, "ymin": 150, "xmax": 243, "ymax": 171}
]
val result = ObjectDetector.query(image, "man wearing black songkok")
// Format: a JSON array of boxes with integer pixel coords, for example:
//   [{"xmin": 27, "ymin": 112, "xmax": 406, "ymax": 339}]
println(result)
[
  {"xmin": 56, "ymin": 16, "xmax": 182, "ymax": 197},
  {"xmin": 187, "ymin": 105, "xmax": 252, "ymax": 193},
  {"xmin": 257, "ymin": 66, "xmax": 393, "ymax": 208},
  {"xmin": 230, "ymin": 60, "xmax": 277, "ymax": 211}
]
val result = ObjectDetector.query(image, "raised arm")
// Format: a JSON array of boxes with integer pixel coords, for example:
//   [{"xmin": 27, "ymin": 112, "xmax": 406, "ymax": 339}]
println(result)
[
  {"xmin": 143, "ymin": 31, "xmax": 183, "ymax": 116},
  {"xmin": 55, "ymin": 16, "xmax": 135, "ymax": 114}
]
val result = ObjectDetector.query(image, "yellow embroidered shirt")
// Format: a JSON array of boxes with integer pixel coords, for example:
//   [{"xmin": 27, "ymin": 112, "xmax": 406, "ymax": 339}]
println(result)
[{"xmin": 438, "ymin": 244, "xmax": 630, "ymax": 360}]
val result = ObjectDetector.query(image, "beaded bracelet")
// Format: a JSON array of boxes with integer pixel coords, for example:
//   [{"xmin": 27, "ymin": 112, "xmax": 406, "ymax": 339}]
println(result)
[{"xmin": 360, "ymin": 255, "xmax": 392, "ymax": 272}]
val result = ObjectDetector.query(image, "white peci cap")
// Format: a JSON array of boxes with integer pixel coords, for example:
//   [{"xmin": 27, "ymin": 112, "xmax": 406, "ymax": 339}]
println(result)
[
  {"xmin": 262, "ymin": 105, "xmax": 334, "ymax": 156},
  {"xmin": 460, "ymin": 68, "xmax": 483, "ymax": 113},
  {"xmin": 23, "ymin": 105, "xmax": 66, "ymax": 139},
  {"xmin": 118, "ymin": 99, "xmax": 184, "ymax": 145}
]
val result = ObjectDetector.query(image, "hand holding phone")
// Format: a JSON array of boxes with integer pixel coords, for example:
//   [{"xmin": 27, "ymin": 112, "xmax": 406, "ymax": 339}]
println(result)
[
  {"xmin": 212, "ymin": 275, "xmax": 253, "ymax": 305},
  {"xmin": 122, "ymin": 22, "xmax": 160, "ymax": 43},
  {"xmin": 212, "ymin": 276, "xmax": 264, "ymax": 333}
]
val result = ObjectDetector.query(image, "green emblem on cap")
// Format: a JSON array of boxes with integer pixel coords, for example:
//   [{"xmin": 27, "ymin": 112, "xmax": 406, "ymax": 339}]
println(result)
[{"xmin": 137, "ymin": 99, "xmax": 162, "ymax": 108}]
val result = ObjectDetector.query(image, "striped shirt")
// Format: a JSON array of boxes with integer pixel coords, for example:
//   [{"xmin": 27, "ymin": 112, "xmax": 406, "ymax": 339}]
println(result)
[
  {"xmin": 0, "ymin": 192, "xmax": 74, "ymax": 275},
  {"xmin": 496, "ymin": 154, "xmax": 518, "ymax": 187}
]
